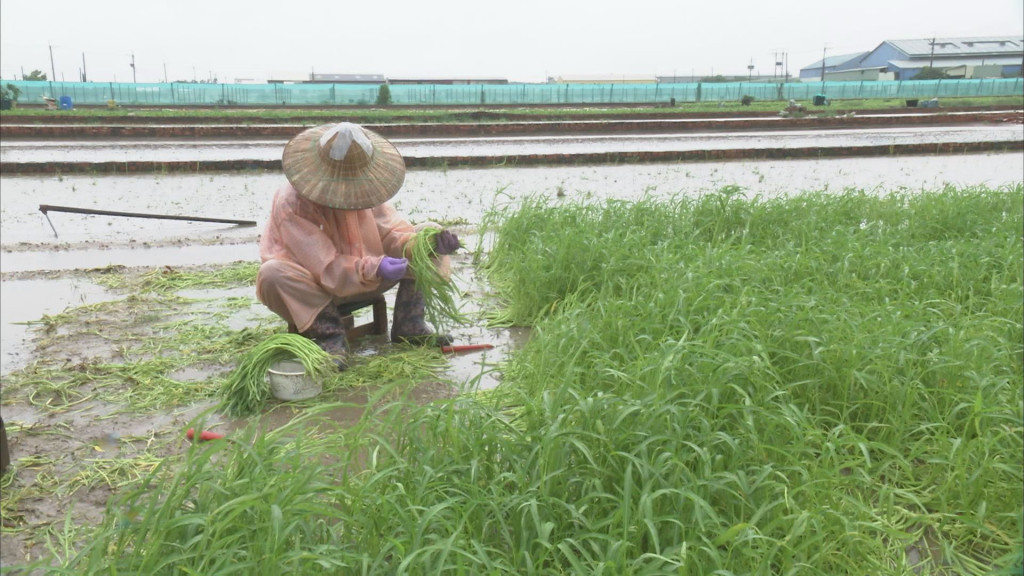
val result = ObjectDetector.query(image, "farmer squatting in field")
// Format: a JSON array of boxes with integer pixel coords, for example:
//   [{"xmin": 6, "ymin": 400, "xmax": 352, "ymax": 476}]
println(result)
[{"xmin": 256, "ymin": 122, "xmax": 461, "ymax": 369}]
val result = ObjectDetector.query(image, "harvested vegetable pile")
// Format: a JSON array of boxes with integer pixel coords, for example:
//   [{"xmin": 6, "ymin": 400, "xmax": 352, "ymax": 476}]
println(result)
[{"xmin": 219, "ymin": 333, "xmax": 336, "ymax": 417}]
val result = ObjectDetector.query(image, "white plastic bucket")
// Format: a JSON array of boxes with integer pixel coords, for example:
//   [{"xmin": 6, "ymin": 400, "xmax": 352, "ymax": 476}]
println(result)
[{"xmin": 267, "ymin": 359, "xmax": 322, "ymax": 401}]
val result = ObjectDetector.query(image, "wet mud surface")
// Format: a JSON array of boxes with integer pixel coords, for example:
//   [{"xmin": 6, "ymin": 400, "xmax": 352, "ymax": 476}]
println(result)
[
  {"xmin": 2, "ymin": 104, "xmax": 1014, "ymax": 125},
  {"xmin": 3, "ymin": 125, "xmax": 1021, "ymax": 163},
  {"xmin": 0, "ymin": 252, "xmax": 524, "ymax": 568},
  {"xmin": 1, "ymin": 115, "xmax": 1022, "ymax": 569},
  {"xmin": 1, "ymin": 109, "xmax": 1019, "ymax": 140},
  {"xmin": 4, "ymin": 153, "xmax": 1022, "ymax": 259}
]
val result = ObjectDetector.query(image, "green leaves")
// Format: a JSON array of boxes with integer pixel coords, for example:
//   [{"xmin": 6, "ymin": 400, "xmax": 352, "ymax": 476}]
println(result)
[
  {"xmin": 33, "ymin": 185, "xmax": 1024, "ymax": 575},
  {"xmin": 407, "ymin": 227, "xmax": 469, "ymax": 332}
]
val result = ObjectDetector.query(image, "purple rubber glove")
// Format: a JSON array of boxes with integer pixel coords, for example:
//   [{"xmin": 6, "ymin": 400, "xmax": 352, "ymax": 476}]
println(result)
[
  {"xmin": 377, "ymin": 257, "xmax": 408, "ymax": 280},
  {"xmin": 434, "ymin": 230, "xmax": 462, "ymax": 255}
]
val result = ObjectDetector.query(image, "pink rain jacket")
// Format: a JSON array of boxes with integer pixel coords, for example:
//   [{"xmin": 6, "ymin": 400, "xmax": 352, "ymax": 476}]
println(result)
[
  {"xmin": 256, "ymin": 184, "xmax": 449, "ymax": 332},
  {"xmin": 259, "ymin": 183, "xmax": 415, "ymax": 297}
]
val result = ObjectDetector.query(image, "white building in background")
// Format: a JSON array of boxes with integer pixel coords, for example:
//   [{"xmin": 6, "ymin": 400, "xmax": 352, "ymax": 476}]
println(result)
[
  {"xmin": 800, "ymin": 36, "xmax": 1024, "ymax": 81},
  {"xmin": 267, "ymin": 71, "xmax": 311, "ymax": 84},
  {"xmin": 547, "ymin": 74, "xmax": 658, "ymax": 84}
]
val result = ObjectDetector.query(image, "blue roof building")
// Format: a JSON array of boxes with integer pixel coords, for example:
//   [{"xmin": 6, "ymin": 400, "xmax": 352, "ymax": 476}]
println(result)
[
  {"xmin": 861, "ymin": 36, "xmax": 1022, "ymax": 79},
  {"xmin": 801, "ymin": 36, "xmax": 1023, "ymax": 81},
  {"xmin": 799, "ymin": 52, "xmax": 869, "ymax": 81}
]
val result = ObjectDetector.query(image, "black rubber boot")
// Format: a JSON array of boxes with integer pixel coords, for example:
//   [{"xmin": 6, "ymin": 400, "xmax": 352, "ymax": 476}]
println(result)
[
  {"xmin": 299, "ymin": 305, "xmax": 349, "ymax": 371},
  {"xmin": 391, "ymin": 279, "xmax": 453, "ymax": 347}
]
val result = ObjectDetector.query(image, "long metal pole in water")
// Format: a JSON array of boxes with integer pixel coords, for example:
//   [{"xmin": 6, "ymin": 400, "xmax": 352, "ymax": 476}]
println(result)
[{"xmin": 38, "ymin": 204, "xmax": 256, "ymax": 238}]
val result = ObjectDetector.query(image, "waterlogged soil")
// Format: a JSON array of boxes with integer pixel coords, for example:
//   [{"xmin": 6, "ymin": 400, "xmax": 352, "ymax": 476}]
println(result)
[
  {"xmin": 3, "ymin": 125, "xmax": 1021, "ymax": 162},
  {"xmin": 0, "ymin": 252, "xmax": 525, "ymax": 569},
  {"xmin": 2, "ymin": 149, "xmax": 1023, "ymax": 570},
  {"xmin": 4, "ymin": 153, "xmax": 1023, "ymax": 258}
]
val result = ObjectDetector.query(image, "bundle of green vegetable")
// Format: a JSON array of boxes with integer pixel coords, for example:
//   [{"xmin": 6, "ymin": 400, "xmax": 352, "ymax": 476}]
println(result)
[
  {"xmin": 407, "ymin": 227, "xmax": 468, "ymax": 331},
  {"xmin": 219, "ymin": 333, "xmax": 336, "ymax": 417}
]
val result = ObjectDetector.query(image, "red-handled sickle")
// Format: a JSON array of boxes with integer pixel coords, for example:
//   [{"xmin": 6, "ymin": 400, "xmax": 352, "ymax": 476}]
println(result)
[
  {"xmin": 186, "ymin": 428, "xmax": 225, "ymax": 442},
  {"xmin": 440, "ymin": 344, "xmax": 495, "ymax": 354}
]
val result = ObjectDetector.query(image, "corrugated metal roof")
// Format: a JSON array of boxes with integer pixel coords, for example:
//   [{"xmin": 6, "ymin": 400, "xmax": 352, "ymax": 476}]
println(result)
[
  {"xmin": 803, "ymin": 52, "xmax": 868, "ymax": 70},
  {"xmin": 828, "ymin": 66, "xmax": 889, "ymax": 73},
  {"xmin": 268, "ymin": 71, "xmax": 310, "ymax": 82},
  {"xmin": 886, "ymin": 36, "xmax": 1023, "ymax": 57},
  {"xmin": 888, "ymin": 56, "xmax": 1024, "ymax": 68},
  {"xmin": 387, "ymin": 77, "xmax": 509, "ymax": 85},
  {"xmin": 310, "ymin": 73, "xmax": 385, "ymax": 82},
  {"xmin": 552, "ymin": 74, "xmax": 658, "ymax": 83}
]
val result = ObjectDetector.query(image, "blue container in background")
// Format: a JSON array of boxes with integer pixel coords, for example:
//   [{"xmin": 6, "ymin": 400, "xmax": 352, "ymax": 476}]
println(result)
[{"xmin": 58, "ymin": 95, "xmax": 73, "ymax": 110}]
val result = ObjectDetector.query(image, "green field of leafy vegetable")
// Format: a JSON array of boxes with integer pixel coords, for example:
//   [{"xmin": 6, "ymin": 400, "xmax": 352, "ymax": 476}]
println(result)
[{"xmin": 16, "ymin": 184, "xmax": 1023, "ymax": 575}]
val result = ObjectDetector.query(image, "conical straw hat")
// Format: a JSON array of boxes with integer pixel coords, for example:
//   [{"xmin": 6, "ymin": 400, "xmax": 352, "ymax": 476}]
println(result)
[{"xmin": 281, "ymin": 122, "xmax": 406, "ymax": 210}]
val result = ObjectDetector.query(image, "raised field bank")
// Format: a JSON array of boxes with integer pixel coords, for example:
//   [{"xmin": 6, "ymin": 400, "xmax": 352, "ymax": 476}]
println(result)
[{"xmin": 0, "ymin": 99, "xmax": 1022, "ymax": 574}]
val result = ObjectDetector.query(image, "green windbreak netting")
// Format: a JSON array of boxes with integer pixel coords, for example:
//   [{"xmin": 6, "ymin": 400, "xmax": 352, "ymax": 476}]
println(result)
[{"xmin": 2, "ymin": 78, "xmax": 1021, "ymax": 107}]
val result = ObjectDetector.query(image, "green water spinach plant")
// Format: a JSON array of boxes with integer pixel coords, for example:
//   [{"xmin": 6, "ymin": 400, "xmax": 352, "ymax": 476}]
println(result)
[
  {"xmin": 24, "ymin": 184, "xmax": 1023, "ymax": 576},
  {"xmin": 479, "ymin": 184, "xmax": 1023, "ymax": 572},
  {"xmin": 407, "ymin": 226, "xmax": 469, "ymax": 332}
]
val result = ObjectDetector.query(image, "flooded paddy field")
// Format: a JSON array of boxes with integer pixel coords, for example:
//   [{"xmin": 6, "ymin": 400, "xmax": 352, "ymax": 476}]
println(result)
[
  {"xmin": 1, "ymin": 113, "xmax": 1022, "ymax": 569},
  {"xmin": 3, "ymin": 151, "xmax": 1022, "ymax": 373},
  {"xmin": 3, "ymin": 152, "xmax": 1022, "ymax": 259},
  {"xmin": 2, "ymin": 124, "xmax": 1022, "ymax": 163},
  {"xmin": 1, "ymin": 108, "xmax": 1018, "ymax": 140}
]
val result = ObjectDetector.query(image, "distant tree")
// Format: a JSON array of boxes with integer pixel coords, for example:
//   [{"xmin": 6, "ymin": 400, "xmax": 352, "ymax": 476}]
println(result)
[
  {"xmin": 376, "ymin": 83, "xmax": 392, "ymax": 106},
  {"xmin": 1, "ymin": 83, "xmax": 21, "ymax": 102},
  {"xmin": 24, "ymin": 70, "xmax": 46, "ymax": 81},
  {"xmin": 700, "ymin": 75, "xmax": 730, "ymax": 83},
  {"xmin": 913, "ymin": 67, "xmax": 949, "ymax": 80}
]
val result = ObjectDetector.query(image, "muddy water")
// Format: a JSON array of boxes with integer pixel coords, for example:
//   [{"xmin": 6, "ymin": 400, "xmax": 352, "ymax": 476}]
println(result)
[
  {"xmin": 0, "ymin": 244, "xmax": 524, "ymax": 387},
  {"xmin": 3, "ymin": 152, "xmax": 1022, "ymax": 376},
  {"xmin": 2, "ymin": 125, "xmax": 1021, "ymax": 162},
  {"xmin": 0, "ymin": 248, "xmax": 524, "ymax": 570},
  {"xmin": 4, "ymin": 153, "xmax": 1023, "ymax": 259},
  {"xmin": 1, "ymin": 142, "xmax": 1022, "ymax": 569}
]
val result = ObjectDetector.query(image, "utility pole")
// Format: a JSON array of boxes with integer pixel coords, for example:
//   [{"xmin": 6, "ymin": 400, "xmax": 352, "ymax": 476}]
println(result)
[
  {"xmin": 163, "ymin": 62, "xmax": 168, "ymax": 83},
  {"xmin": 49, "ymin": 44, "xmax": 56, "ymax": 82},
  {"xmin": 929, "ymin": 37, "xmax": 936, "ymax": 68},
  {"xmin": 81, "ymin": 52, "xmax": 87, "ymax": 82},
  {"xmin": 820, "ymin": 46, "xmax": 827, "ymax": 82},
  {"xmin": 130, "ymin": 53, "xmax": 136, "ymax": 83}
]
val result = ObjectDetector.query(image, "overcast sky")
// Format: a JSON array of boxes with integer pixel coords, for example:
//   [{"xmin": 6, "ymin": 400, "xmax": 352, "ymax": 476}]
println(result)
[{"xmin": 1, "ymin": 0, "xmax": 1021, "ymax": 83}]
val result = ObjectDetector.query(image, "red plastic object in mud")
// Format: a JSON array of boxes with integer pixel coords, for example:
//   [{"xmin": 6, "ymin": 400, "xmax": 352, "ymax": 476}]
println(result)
[
  {"xmin": 440, "ymin": 344, "xmax": 495, "ymax": 354},
  {"xmin": 186, "ymin": 428, "xmax": 225, "ymax": 442}
]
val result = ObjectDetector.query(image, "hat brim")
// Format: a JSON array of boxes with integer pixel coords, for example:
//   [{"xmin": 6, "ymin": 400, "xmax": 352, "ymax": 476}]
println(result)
[{"xmin": 281, "ymin": 124, "xmax": 406, "ymax": 210}]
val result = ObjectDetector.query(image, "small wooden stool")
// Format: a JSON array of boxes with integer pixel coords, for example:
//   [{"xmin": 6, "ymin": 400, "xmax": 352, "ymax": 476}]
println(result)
[{"xmin": 337, "ymin": 296, "xmax": 388, "ymax": 342}]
